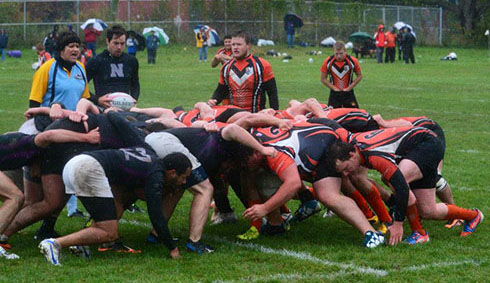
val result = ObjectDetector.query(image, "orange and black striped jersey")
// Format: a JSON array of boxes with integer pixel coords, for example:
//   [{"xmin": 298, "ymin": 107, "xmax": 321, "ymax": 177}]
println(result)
[
  {"xmin": 320, "ymin": 55, "xmax": 361, "ymax": 90},
  {"xmin": 216, "ymin": 47, "xmax": 232, "ymax": 57},
  {"xmin": 174, "ymin": 105, "xmax": 246, "ymax": 127},
  {"xmin": 307, "ymin": 106, "xmax": 379, "ymax": 133},
  {"xmin": 383, "ymin": 116, "xmax": 445, "ymax": 146},
  {"xmin": 219, "ymin": 55, "xmax": 274, "ymax": 112},
  {"xmin": 252, "ymin": 121, "xmax": 341, "ymax": 181},
  {"xmin": 349, "ymin": 126, "xmax": 437, "ymax": 181}
]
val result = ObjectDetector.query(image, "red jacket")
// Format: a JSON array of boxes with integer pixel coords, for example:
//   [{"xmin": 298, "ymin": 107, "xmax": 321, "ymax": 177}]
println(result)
[
  {"xmin": 374, "ymin": 25, "xmax": 386, "ymax": 48},
  {"xmin": 84, "ymin": 28, "xmax": 100, "ymax": 43}
]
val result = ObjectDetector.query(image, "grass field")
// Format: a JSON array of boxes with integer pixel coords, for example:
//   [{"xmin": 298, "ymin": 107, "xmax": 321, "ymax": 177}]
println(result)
[{"xmin": 0, "ymin": 44, "xmax": 489, "ymax": 282}]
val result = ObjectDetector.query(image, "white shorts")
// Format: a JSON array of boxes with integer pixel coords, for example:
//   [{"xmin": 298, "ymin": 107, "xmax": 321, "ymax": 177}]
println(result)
[
  {"xmin": 62, "ymin": 154, "xmax": 113, "ymax": 198},
  {"xmin": 18, "ymin": 118, "xmax": 40, "ymax": 135},
  {"xmin": 145, "ymin": 132, "xmax": 201, "ymax": 170}
]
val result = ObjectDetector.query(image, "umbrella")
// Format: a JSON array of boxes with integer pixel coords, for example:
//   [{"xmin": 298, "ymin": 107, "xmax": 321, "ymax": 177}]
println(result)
[
  {"xmin": 193, "ymin": 25, "xmax": 220, "ymax": 46},
  {"xmin": 143, "ymin": 26, "xmax": 169, "ymax": 45},
  {"xmin": 402, "ymin": 24, "xmax": 416, "ymax": 38},
  {"xmin": 127, "ymin": 30, "xmax": 146, "ymax": 51},
  {"xmin": 394, "ymin": 21, "xmax": 406, "ymax": 30},
  {"xmin": 80, "ymin": 18, "xmax": 107, "ymax": 31},
  {"xmin": 349, "ymin": 32, "xmax": 374, "ymax": 42},
  {"xmin": 284, "ymin": 14, "xmax": 304, "ymax": 29}
]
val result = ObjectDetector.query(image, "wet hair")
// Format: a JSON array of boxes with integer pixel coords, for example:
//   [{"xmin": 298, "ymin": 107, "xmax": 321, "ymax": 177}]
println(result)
[
  {"xmin": 333, "ymin": 41, "xmax": 346, "ymax": 51},
  {"xmin": 223, "ymin": 34, "xmax": 232, "ymax": 40},
  {"xmin": 106, "ymin": 25, "xmax": 126, "ymax": 41},
  {"xmin": 162, "ymin": 153, "xmax": 192, "ymax": 175},
  {"xmin": 232, "ymin": 30, "xmax": 251, "ymax": 44},
  {"xmin": 326, "ymin": 140, "xmax": 356, "ymax": 171},
  {"xmin": 56, "ymin": 31, "xmax": 81, "ymax": 51}
]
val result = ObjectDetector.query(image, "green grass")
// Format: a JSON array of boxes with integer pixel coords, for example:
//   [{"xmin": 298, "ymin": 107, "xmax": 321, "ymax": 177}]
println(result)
[{"xmin": 1, "ymin": 45, "xmax": 489, "ymax": 282}]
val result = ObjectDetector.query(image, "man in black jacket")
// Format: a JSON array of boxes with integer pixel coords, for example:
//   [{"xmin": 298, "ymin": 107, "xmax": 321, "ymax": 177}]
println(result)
[{"xmin": 86, "ymin": 25, "xmax": 140, "ymax": 108}]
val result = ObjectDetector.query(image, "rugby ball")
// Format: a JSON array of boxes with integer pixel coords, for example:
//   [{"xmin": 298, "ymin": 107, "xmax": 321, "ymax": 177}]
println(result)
[{"xmin": 108, "ymin": 92, "xmax": 135, "ymax": 111}]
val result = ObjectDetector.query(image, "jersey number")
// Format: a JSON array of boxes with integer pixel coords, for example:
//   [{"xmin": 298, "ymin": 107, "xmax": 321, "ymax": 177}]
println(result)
[{"xmin": 120, "ymin": 148, "xmax": 152, "ymax": 163}]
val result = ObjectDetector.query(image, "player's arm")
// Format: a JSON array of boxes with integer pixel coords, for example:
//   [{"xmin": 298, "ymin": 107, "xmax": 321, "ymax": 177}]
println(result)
[
  {"xmin": 210, "ymin": 83, "xmax": 228, "ymax": 106},
  {"xmin": 144, "ymin": 168, "xmax": 178, "ymax": 255},
  {"xmin": 345, "ymin": 70, "xmax": 362, "ymax": 92},
  {"xmin": 34, "ymin": 128, "xmax": 100, "ymax": 148},
  {"xmin": 211, "ymin": 52, "xmax": 221, "ymax": 68},
  {"xmin": 130, "ymin": 59, "xmax": 140, "ymax": 101},
  {"xmin": 320, "ymin": 71, "xmax": 340, "ymax": 92},
  {"xmin": 372, "ymin": 114, "xmax": 412, "ymax": 128},
  {"xmin": 194, "ymin": 102, "xmax": 214, "ymax": 121},
  {"xmin": 130, "ymin": 106, "xmax": 176, "ymax": 119},
  {"xmin": 221, "ymin": 124, "xmax": 277, "ymax": 157},
  {"xmin": 76, "ymin": 98, "xmax": 100, "ymax": 115},
  {"xmin": 262, "ymin": 78, "xmax": 279, "ymax": 110},
  {"xmin": 233, "ymin": 113, "xmax": 293, "ymax": 131},
  {"xmin": 243, "ymin": 162, "xmax": 302, "ymax": 220}
]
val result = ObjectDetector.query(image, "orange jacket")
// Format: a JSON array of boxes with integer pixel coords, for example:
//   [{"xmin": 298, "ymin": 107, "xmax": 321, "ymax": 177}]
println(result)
[
  {"xmin": 374, "ymin": 25, "xmax": 386, "ymax": 48},
  {"xmin": 385, "ymin": 31, "xmax": 396, "ymax": 48}
]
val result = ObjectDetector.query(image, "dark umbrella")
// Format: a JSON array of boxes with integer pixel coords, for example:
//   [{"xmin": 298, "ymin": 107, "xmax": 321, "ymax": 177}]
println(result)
[
  {"xmin": 348, "ymin": 32, "xmax": 374, "ymax": 42},
  {"xmin": 127, "ymin": 30, "xmax": 146, "ymax": 51},
  {"xmin": 284, "ymin": 14, "xmax": 304, "ymax": 29}
]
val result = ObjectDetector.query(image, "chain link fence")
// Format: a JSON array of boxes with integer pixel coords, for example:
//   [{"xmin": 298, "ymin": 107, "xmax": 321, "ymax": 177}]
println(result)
[{"xmin": 0, "ymin": 0, "xmax": 444, "ymax": 47}]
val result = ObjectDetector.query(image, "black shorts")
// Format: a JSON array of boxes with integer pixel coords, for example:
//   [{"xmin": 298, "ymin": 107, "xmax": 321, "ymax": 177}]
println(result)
[
  {"xmin": 328, "ymin": 90, "xmax": 359, "ymax": 108},
  {"xmin": 78, "ymin": 196, "xmax": 117, "ymax": 222},
  {"xmin": 406, "ymin": 137, "xmax": 444, "ymax": 189},
  {"xmin": 215, "ymin": 108, "xmax": 247, "ymax": 123}
]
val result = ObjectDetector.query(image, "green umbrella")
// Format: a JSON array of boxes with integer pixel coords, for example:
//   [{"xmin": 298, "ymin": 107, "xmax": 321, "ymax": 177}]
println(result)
[
  {"xmin": 349, "ymin": 32, "xmax": 374, "ymax": 42},
  {"xmin": 143, "ymin": 27, "xmax": 169, "ymax": 45}
]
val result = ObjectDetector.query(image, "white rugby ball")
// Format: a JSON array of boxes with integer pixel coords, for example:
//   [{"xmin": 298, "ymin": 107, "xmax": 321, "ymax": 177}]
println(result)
[{"xmin": 108, "ymin": 92, "xmax": 135, "ymax": 111}]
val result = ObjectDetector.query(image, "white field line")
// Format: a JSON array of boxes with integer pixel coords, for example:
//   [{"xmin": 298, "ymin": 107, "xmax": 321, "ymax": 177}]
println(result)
[
  {"xmin": 119, "ymin": 219, "xmax": 485, "ymax": 278},
  {"xmin": 400, "ymin": 259, "xmax": 484, "ymax": 272},
  {"xmin": 210, "ymin": 236, "xmax": 388, "ymax": 277},
  {"xmin": 214, "ymin": 270, "xmax": 349, "ymax": 283}
]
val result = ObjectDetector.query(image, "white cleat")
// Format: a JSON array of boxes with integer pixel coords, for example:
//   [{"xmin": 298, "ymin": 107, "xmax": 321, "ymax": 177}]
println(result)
[
  {"xmin": 0, "ymin": 246, "xmax": 19, "ymax": 260},
  {"xmin": 39, "ymin": 238, "xmax": 61, "ymax": 266}
]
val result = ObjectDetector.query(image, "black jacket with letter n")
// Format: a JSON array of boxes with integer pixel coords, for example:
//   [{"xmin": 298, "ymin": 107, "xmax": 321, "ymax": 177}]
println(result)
[{"xmin": 86, "ymin": 50, "xmax": 140, "ymax": 104}]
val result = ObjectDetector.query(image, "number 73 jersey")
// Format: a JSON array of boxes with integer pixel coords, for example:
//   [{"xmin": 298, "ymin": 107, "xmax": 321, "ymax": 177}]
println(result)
[{"xmin": 251, "ymin": 121, "xmax": 341, "ymax": 181}]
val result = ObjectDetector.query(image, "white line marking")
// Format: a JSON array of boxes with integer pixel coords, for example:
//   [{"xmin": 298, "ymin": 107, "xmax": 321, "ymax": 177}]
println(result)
[
  {"xmin": 457, "ymin": 149, "xmax": 481, "ymax": 154},
  {"xmin": 214, "ymin": 271, "xmax": 350, "ymax": 283},
  {"xmin": 400, "ymin": 259, "xmax": 484, "ymax": 271},
  {"xmin": 211, "ymin": 236, "xmax": 388, "ymax": 277},
  {"xmin": 119, "ymin": 218, "xmax": 152, "ymax": 228}
]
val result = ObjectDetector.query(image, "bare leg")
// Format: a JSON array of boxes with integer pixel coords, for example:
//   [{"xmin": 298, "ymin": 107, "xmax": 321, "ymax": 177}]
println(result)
[
  {"xmin": 0, "ymin": 172, "xmax": 24, "ymax": 234},
  {"xmin": 412, "ymin": 189, "xmax": 448, "ymax": 220},
  {"xmin": 55, "ymin": 220, "xmax": 118, "ymax": 248},
  {"xmin": 314, "ymin": 177, "xmax": 375, "ymax": 234},
  {"xmin": 4, "ymin": 174, "xmax": 66, "ymax": 237},
  {"xmin": 188, "ymin": 179, "xmax": 213, "ymax": 242}
]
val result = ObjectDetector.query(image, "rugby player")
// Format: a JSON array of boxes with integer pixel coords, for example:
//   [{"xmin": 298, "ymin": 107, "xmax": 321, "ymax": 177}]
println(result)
[
  {"xmin": 0, "ymin": 127, "xmax": 100, "ymax": 254},
  {"xmin": 39, "ymin": 119, "xmax": 191, "ymax": 265},
  {"xmin": 209, "ymin": 30, "xmax": 279, "ymax": 113},
  {"xmin": 329, "ymin": 127, "xmax": 483, "ymax": 245},
  {"xmin": 321, "ymin": 41, "xmax": 363, "ymax": 108},
  {"xmin": 242, "ymin": 120, "xmax": 385, "ymax": 247}
]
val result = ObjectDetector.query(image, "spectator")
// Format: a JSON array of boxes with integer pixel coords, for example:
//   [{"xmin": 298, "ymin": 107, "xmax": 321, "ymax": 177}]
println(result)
[
  {"xmin": 384, "ymin": 27, "xmax": 396, "ymax": 63},
  {"xmin": 126, "ymin": 34, "xmax": 138, "ymax": 56},
  {"xmin": 86, "ymin": 25, "xmax": 140, "ymax": 108},
  {"xmin": 29, "ymin": 31, "xmax": 89, "ymax": 111},
  {"xmin": 211, "ymin": 34, "xmax": 232, "ymax": 68},
  {"xmin": 320, "ymin": 41, "xmax": 363, "ymax": 108},
  {"xmin": 0, "ymin": 29, "xmax": 8, "ymax": 62},
  {"xmin": 402, "ymin": 27, "xmax": 416, "ymax": 64},
  {"xmin": 84, "ymin": 26, "xmax": 100, "ymax": 56},
  {"xmin": 78, "ymin": 43, "xmax": 92, "ymax": 66},
  {"xmin": 196, "ymin": 27, "xmax": 208, "ymax": 62},
  {"xmin": 146, "ymin": 31, "xmax": 160, "ymax": 64},
  {"xmin": 396, "ymin": 28, "xmax": 403, "ymax": 61},
  {"xmin": 285, "ymin": 21, "xmax": 295, "ymax": 48},
  {"xmin": 43, "ymin": 25, "xmax": 59, "ymax": 57},
  {"xmin": 374, "ymin": 24, "xmax": 386, "ymax": 64},
  {"xmin": 35, "ymin": 43, "xmax": 51, "ymax": 68}
]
